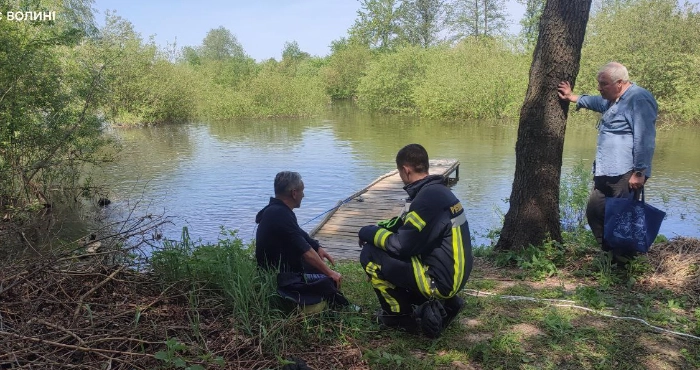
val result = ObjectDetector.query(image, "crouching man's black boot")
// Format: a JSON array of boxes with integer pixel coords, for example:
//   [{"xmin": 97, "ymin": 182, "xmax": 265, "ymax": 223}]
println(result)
[{"xmin": 414, "ymin": 300, "xmax": 446, "ymax": 338}]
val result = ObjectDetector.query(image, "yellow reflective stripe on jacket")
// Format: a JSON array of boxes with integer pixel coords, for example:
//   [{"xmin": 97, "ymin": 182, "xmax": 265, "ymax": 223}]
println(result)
[
  {"xmin": 373, "ymin": 228, "xmax": 392, "ymax": 250},
  {"xmin": 405, "ymin": 211, "xmax": 426, "ymax": 231},
  {"xmin": 365, "ymin": 261, "xmax": 400, "ymax": 313},
  {"xmin": 451, "ymin": 225, "xmax": 466, "ymax": 295}
]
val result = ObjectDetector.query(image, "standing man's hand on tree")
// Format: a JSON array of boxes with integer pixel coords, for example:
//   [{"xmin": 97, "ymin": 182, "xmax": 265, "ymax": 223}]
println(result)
[{"xmin": 557, "ymin": 81, "xmax": 579, "ymax": 103}]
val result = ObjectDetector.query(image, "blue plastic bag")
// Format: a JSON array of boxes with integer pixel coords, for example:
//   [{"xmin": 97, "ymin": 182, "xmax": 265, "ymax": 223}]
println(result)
[{"xmin": 604, "ymin": 189, "xmax": 666, "ymax": 253}]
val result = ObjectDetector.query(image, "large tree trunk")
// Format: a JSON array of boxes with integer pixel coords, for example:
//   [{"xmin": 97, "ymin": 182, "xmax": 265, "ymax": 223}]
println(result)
[{"xmin": 495, "ymin": 0, "xmax": 592, "ymax": 251}]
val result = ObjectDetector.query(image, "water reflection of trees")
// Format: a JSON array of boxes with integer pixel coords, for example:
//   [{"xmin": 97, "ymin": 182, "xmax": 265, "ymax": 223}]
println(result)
[
  {"xmin": 205, "ymin": 118, "xmax": 321, "ymax": 148},
  {"xmin": 90, "ymin": 111, "xmax": 699, "ymax": 245},
  {"xmin": 330, "ymin": 103, "xmax": 519, "ymax": 169},
  {"xmin": 106, "ymin": 124, "xmax": 195, "ymax": 177}
]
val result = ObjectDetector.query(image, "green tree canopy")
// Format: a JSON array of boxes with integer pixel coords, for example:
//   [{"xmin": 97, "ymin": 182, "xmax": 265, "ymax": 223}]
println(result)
[
  {"xmin": 282, "ymin": 41, "xmax": 310, "ymax": 61},
  {"xmin": 580, "ymin": 0, "xmax": 700, "ymax": 119},
  {"xmin": 517, "ymin": 0, "xmax": 545, "ymax": 48},
  {"xmin": 349, "ymin": 0, "xmax": 406, "ymax": 50},
  {"xmin": 0, "ymin": 0, "xmax": 109, "ymax": 208},
  {"xmin": 446, "ymin": 0, "xmax": 508, "ymax": 40},
  {"xmin": 200, "ymin": 26, "xmax": 246, "ymax": 61},
  {"xmin": 400, "ymin": 0, "xmax": 446, "ymax": 47}
]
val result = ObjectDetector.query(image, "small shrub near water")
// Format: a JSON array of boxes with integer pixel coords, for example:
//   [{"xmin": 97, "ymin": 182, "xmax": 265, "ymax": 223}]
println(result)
[
  {"xmin": 560, "ymin": 160, "xmax": 592, "ymax": 232},
  {"xmin": 494, "ymin": 238, "xmax": 566, "ymax": 280},
  {"xmin": 150, "ymin": 227, "xmax": 283, "ymax": 345}
]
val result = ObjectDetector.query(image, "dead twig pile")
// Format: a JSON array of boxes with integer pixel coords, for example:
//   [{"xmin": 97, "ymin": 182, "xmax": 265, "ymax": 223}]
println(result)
[
  {"xmin": 0, "ymin": 257, "xmax": 273, "ymax": 369},
  {"xmin": 644, "ymin": 237, "xmax": 700, "ymax": 298}
]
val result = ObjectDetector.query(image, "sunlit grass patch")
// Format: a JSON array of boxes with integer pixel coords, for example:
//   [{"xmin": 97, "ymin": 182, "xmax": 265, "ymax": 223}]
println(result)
[
  {"xmin": 464, "ymin": 277, "xmax": 498, "ymax": 291},
  {"xmin": 143, "ymin": 227, "xmax": 700, "ymax": 369}
]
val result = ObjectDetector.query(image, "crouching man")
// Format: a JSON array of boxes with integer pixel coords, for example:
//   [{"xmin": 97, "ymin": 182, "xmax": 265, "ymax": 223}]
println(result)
[
  {"xmin": 358, "ymin": 144, "xmax": 473, "ymax": 338},
  {"xmin": 256, "ymin": 171, "xmax": 348, "ymax": 310}
]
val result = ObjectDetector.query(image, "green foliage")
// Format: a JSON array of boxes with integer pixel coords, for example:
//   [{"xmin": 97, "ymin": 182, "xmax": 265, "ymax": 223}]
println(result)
[
  {"xmin": 356, "ymin": 45, "xmax": 429, "ymax": 113},
  {"xmin": 470, "ymin": 332, "xmax": 523, "ymax": 365},
  {"xmin": 350, "ymin": 0, "xmax": 406, "ymax": 51},
  {"xmin": 149, "ymin": 227, "xmax": 368, "ymax": 358},
  {"xmin": 245, "ymin": 65, "xmax": 328, "ymax": 118},
  {"xmin": 574, "ymin": 286, "xmax": 608, "ymax": 309},
  {"xmin": 680, "ymin": 348, "xmax": 700, "ymax": 369},
  {"xmin": 591, "ymin": 252, "xmax": 621, "ymax": 287},
  {"xmin": 363, "ymin": 349, "xmax": 407, "ymax": 367},
  {"xmin": 193, "ymin": 49, "xmax": 327, "ymax": 119},
  {"xmin": 154, "ymin": 338, "xmax": 223, "ymax": 370},
  {"xmin": 624, "ymin": 254, "xmax": 652, "ymax": 282},
  {"xmin": 321, "ymin": 41, "xmax": 373, "ymax": 99},
  {"xmin": 199, "ymin": 26, "xmax": 246, "ymax": 61},
  {"xmin": 198, "ymin": 56, "xmax": 257, "ymax": 89},
  {"xmin": 542, "ymin": 309, "xmax": 575, "ymax": 342},
  {"xmin": 413, "ymin": 38, "xmax": 529, "ymax": 119},
  {"xmin": 472, "ymin": 245, "xmax": 493, "ymax": 258},
  {"xmin": 580, "ymin": 0, "xmax": 700, "ymax": 121},
  {"xmin": 0, "ymin": 0, "xmax": 111, "ymax": 209},
  {"xmin": 445, "ymin": 0, "xmax": 509, "ymax": 39},
  {"xmin": 494, "ymin": 239, "xmax": 566, "ymax": 280},
  {"xmin": 181, "ymin": 46, "xmax": 201, "ymax": 65},
  {"xmin": 399, "ymin": 0, "xmax": 445, "ymax": 48},
  {"xmin": 517, "ymin": 0, "xmax": 545, "ymax": 49},
  {"xmin": 34, "ymin": 0, "xmax": 700, "ymax": 126},
  {"xmin": 281, "ymin": 40, "xmax": 310, "ymax": 62},
  {"xmin": 96, "ymin": 13, "xmax": 197, "ymax": 125},
  {"xmin": 150, "ymin": 228, "xmax": 280, "ymax": 338}
]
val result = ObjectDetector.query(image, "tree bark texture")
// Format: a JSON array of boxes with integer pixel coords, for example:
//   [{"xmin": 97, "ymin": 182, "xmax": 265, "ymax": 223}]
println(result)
[{"xmin": 495, "ymin": 0, "xmax": 592, "ymax": 251}]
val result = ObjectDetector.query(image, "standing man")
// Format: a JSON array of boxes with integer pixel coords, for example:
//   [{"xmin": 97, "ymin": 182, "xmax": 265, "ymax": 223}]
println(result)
[
  {"xmin": 256, "ymin": 171, "xmax": 346, "ymax": 308},
  {"xmin": 358, "ymin": 144, "xmax": 473, "ymax": 338},
  {"xmin": 558, "ymin": 62, "xmax": 657, "ymax": 257}
]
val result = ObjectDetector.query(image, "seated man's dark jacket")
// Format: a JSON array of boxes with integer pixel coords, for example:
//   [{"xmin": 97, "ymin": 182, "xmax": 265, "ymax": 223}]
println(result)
[{"xmin": 255, "ymin": 197, "xmax": 320, "ymax": 273}]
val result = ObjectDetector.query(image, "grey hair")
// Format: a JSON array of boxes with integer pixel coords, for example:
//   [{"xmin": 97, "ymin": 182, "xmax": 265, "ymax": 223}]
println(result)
[
  {"xmin": 274, "ymin": 171, "xmax": 303, "ymax": 196},
  {"xmin": 598, "ymin": 62, "xmax": 629, "ymax": 83}
]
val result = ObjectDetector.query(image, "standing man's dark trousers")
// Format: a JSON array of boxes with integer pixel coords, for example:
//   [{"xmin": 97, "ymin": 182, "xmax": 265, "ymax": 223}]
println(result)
[{"xmin": 586, "ymin": 171, "xmax": 641, "ymax": 256}]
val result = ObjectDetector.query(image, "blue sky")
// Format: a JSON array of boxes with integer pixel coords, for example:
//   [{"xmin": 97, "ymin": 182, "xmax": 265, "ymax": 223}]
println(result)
[
  {"xmin": 91, "ymin": 0, "xmax": 527, "ymax": 61},
  {"xmin": 91, "ymin": 1, "xmax": 700, "ymax": 61}
]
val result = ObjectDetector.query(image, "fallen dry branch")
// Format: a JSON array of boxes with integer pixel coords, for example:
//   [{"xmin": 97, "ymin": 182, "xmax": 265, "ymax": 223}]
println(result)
[{"xmin": 71, "ymin": 265, "xmax": 125, "ymax": 323}]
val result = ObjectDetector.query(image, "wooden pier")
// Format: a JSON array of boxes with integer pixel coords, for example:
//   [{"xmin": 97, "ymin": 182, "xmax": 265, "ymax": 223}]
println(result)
[{"xmin": 310, "ymin": 159, "xmax": 460, "ymax": 260}]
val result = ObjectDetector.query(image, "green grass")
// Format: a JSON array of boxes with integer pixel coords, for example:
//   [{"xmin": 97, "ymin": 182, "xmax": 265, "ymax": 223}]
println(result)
[
  {"xmin": 148, "ymin": 226, "xmax": 700, "ymax": 369},
  {"xmin": 143, "ymin": 163, "xmax": 700, "ymax": 368}
]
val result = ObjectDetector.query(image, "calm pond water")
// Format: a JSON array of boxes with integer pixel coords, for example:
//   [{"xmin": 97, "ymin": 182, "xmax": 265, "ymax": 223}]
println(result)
[{"xmin": 92, "ymin": 104, "xmax": 699, "ymax": 247}]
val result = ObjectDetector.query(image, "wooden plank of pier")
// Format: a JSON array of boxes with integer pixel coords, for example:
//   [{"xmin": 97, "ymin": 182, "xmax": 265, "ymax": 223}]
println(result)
[{"xmin": 310, "ymin": 159, "xmax": 460, "ymax": 261}]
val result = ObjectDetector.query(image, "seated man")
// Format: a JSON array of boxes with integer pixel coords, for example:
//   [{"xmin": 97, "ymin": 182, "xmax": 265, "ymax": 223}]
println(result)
[
  {"xmin": 255, "ymin": 171, "xmax": 347, "ymax": 310},
  {"xmin": 358, "ymin": 144, "xmax": 473, "ymax": 338}
]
